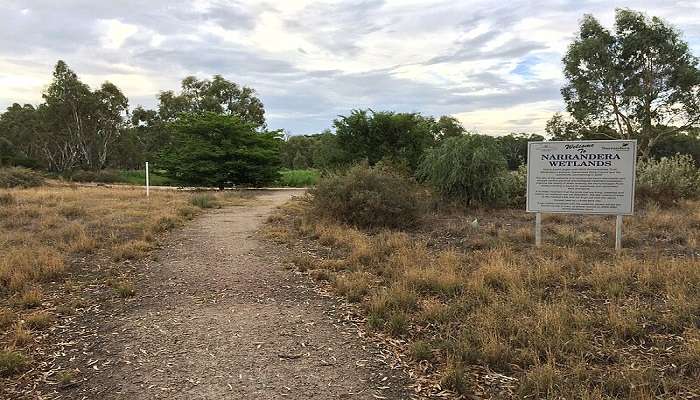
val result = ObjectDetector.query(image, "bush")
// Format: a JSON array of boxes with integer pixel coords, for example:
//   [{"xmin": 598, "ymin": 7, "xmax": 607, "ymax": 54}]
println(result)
[
  {"xmin": 190, "ymin": 193, "xmax": 218, "ymax": 208},
  {"xmin": 636, "ymin": 154, "xmax": 700, "ymax": 202},
  {"xmin": 310, "ymin": 162, "xmax": 423, "ymax": 229},
  {"xmin": 417, "ymin": 135, "xmax": 512, "ymax": 206},
  {"xmin": 66, "ymin": 169, "xmax": 120, "ymax": 183},
  {"xmin": 0, "ymin": 167, "xmax": 45, "ymax": 188}
]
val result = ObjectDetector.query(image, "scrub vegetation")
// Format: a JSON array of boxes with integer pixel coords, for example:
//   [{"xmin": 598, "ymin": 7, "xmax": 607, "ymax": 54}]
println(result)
[{"xmin": 264, "ymin": 165, "xmax": 700, "ymax": 398}]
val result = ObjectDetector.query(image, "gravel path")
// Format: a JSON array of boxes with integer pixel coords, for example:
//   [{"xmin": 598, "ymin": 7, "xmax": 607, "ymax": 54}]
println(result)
[{"xmin": 69, "ymin": 190, "xmax": 411, "ymax": 399}]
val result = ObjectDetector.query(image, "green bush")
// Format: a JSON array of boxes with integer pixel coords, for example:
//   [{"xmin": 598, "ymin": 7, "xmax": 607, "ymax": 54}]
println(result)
[
  {"xmin": 310, "ymin": 162, "xmax": 423, "ymax": 229},
  {"xmin": 417, "ymin": 135, "xmax": 512, "ymax": 206},
  {"xmin": 636, "ymin": 154, "xmax": 700, "ymax": 202},
  {"xmin": 66, "ymin": 169, "xmax": 121, "ymax": 183},
  {"xmin": 0, "ymin": 167, "xmax": 45, "ymax": 188}
]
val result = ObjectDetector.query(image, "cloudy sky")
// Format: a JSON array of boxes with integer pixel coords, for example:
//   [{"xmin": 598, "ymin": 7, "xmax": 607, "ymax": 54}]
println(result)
[{"xmin": 1, "ymin": 0, "xmax": 699, "ymax": 135}]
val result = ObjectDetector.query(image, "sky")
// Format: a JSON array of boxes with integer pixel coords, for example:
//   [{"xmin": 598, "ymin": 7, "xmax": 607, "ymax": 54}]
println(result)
[{"xmin": 1, "ymin": 1, "xmax": 699, "ymax": 136}]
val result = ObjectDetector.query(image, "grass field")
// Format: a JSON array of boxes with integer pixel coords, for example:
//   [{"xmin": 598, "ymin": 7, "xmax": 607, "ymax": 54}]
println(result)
[
  {"xmin": 0, "ymin": 184, "xmax": 250, "ymax": 378},
  {"xmin": 265, "ymin": 199, "xmax": 700, "ymax": 399},
  {"xmin": 276, "ymin": 169, "xmax": 320, "ymax": 187}
]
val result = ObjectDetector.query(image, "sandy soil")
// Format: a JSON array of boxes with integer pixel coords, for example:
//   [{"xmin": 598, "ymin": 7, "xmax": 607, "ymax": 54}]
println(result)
[{"xmin": 62, "ymin": 190, "xmax": 412, "ymax": 399}]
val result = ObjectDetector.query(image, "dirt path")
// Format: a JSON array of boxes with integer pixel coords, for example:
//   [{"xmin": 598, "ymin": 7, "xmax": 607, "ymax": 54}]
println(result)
[{"xmin": 69, "ymin": 190, "xmax": 412, "ymax": 399}]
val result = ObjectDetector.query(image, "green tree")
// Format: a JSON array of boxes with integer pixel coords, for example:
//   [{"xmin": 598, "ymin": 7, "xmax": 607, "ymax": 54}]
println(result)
[
  {"xmin": 333, "ymin": 109, "xmax": 435, "ymax": 171},
  {"xmin": 434, "ymin": 115, "xmax": 466, "ymax": 141},
  {"xmin": 418, "ymin": 135, "xmax": 511, "ymax": 206},
  {"xmin": 311, "ymin": 130, "xmax": 349, "ymax": 170},
  {"xmin": 280, "ymin": 135, "xmax": 317, "ymax": 169},
  {"xmin": 159, "ymin": 113, "xmax": 282, "ymax": 188},
  {"xmin": 158, "ymin": 75, "xmax": 265, "ymax": 128},
  {"xmin": 496, "ymin": 132, "xmax": 545, "ymax": 170},
  {"xmin": 561, "ymin": 9, "xmax": 700, "ymax": 157},
  {"xmin": 0, "ymin": 103, "xmax": 43, "ymax": 167}
]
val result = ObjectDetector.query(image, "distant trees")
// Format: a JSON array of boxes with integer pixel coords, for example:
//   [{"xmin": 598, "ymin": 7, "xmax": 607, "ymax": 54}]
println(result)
[
  {"xmin": 0, "ymin": 61, "xmax": 128, "ymax": 171},
  {"xmin": 157, "ymin": 75, "xmax": 266, "ymax": 128},
  {"xmin": 0, "ymin": 62, "xmax": 274, "ymax": 180},
  {"xmin": 159, "ymin": 113, "xmax": 282, "ymax": 188},
  {"xmin": 559, "ymin": 9, "xmax": 700, "ymax": 157},
  {"xmin": 333, "ymin": 109, "xmax": 437, "ymax": 171}
]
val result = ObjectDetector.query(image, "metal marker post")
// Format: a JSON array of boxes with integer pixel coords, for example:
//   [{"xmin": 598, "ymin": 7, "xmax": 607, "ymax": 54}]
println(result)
[
  {"xmin": 535, "ymin": 212, "xmax": 542, "ymax": 247},
  {"xmin": 145, "ymin": 161, "xmax": 150, "ymax": 197},
  {"xmin": 615, "ymin": 215, "xmax": 623, "ymax": 253}
]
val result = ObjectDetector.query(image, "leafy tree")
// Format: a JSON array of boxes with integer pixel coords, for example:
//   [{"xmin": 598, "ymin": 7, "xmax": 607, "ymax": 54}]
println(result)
[
  {"xmin": 418, "ymin": 135, "xmax": 512, "ymax": 206},
  {"xmin": 38, "ymin": 61, "xmax": 128, "ymax": 171},
  {"xmin": 434, "ymin": 115, "xmax": 467, "ymax": 140},
  {"xmin": 496, "ymin": 132, "xmax": 545, "ymax": 170},
  {"xmin": 158, "ymin": 75, "xmax": 265, "ymax": 128},
  {"xmin": 650, "ymin": 128, "xmax": 700, "ymax": 165},
  {"xmin": 280, "ymin": 135, "xmax": 317, "ymax": 169},
  {"xmin": 0, "ymin": 103, "xmax": 43, "ymax": 167},
  {"xmin": 561, "ymin": 9, "xmax": 700, "ymax": 157},
  {"xmin": 159, "ymin": 113, "xmax": 281, "ymax": 188},
  {"xmin": 311, "ymin": 130, "xmax": 349, "ymax": 170},
  {"xmin": 333, "ymin": 109, "xmax": 435, "ymax": 171}
]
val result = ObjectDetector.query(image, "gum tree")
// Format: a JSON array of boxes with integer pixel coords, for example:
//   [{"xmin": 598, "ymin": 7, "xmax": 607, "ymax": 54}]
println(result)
[{"xmin": 561, "ymin": 9, "xmax": 700, "ymax": 157}]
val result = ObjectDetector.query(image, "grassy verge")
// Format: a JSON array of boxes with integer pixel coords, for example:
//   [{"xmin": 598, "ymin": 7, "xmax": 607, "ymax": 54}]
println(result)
[
  {"xmin": 276, "ymin": 169, "xmax": 319, "ymax": 187},
  {"xmin": 0, "ymin": 185, "xmax": 252, "ymax": 382},
  {"xmin": 116, "ymin": 170, "xmax": 182, "ymax": 186},
  {"xmin": 264, "ymin": 199, "xmax": 700, "ymax": 399}
]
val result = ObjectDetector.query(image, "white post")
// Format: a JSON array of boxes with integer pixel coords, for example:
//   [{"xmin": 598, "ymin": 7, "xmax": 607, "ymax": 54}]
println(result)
[
  {"xmin": 535, "ymin": 212, "xmax": 542, "ymax": 247},
  {"xmin": 615, "ymin": 215, "xmax": 623, "ymax": 253},
  {"xmin": 145, "ymin": 161, "xmax": 150, "ymax": 197}
]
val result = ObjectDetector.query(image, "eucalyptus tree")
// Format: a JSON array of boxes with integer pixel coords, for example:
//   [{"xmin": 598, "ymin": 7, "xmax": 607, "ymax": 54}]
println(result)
[{"xmin": 561, "ymin": 9, "xmax": 700, "ymax": 156}]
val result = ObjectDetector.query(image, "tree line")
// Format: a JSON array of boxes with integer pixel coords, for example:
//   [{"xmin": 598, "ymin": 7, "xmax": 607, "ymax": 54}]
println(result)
[{"xmin": 1, "ymin": 8, "xmax": 699, "ymax": 187}]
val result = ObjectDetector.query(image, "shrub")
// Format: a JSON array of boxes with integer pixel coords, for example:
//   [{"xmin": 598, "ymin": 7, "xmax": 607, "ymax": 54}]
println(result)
[
  {"xmin": 636, "ymin": 154, "xmax": 700, "ymax": 202},
  {"xmin": 66, "ymin": 169, "xmax": 121, "ymax": 183},
  {"xmin": 417, "ymin": 135, "xmax": 512, "ymax": 206},
  {"xmin": 0, "ymin": 167, "xmax": 45, "ymax": 188},
  {"xmin": 190, "ymin": 193, "xmax": 218, "ymax": 208},
  {"xmin": 310, "ymin": 162, "xmax": 423, "ymax": 229}
]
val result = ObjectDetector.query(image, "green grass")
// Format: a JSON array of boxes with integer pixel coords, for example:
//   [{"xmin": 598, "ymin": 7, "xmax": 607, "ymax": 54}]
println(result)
[
  {"xmin": 117, "ymin": 170, "xmax": 181, "ymax": 186},
  {"xmin": 276, "ymin": 169, "xmax": 319, "ymax": 187}
]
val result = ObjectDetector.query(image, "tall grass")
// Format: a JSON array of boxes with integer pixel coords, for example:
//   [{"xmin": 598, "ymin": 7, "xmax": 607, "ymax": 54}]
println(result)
[
  {"xmin": 266, "ymin": 198, "xmax": 700, "ymax": 398},
  {"xmin": 275, "ymin": 169, "xmax": 319, "ymax": 187}
]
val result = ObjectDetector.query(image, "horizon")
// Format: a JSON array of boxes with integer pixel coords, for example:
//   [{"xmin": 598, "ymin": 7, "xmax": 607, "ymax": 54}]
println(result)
[{"xmin": 1, "ymin": 0, "xmax": 699, "ymax": 136}]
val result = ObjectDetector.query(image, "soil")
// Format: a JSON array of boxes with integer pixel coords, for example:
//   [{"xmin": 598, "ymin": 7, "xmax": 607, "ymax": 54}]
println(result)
[{"xmin": 55, "ymin": 190, "xmax": 413, "ymax": 399}]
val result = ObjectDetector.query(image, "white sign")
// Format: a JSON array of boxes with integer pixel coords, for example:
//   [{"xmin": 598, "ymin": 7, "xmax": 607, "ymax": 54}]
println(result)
[{"xmin": 526, "ymin": 140, "xmax": 637, "ymax": 215}]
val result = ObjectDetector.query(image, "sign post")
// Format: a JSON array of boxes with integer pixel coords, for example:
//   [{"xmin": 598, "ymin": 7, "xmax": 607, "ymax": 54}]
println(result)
[
  {"xmin": 526, "ymin": 140, "xmax": 636, "ymax": 251},
  {"xmin": 145, "ymin": 161, "xmax": 150, "ymax": 198}
]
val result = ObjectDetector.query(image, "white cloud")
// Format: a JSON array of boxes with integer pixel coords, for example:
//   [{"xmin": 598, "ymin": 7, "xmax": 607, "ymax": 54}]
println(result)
[
  {"xmin": 98, "ymin": 19, "xmax": 138, "ymax": 50},
  {"xmin": 0, "ymin": 0, "xmax": 698, "ymax": 135}
]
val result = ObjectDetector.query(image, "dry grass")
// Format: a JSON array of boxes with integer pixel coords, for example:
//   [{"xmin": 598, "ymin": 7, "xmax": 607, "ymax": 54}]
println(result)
[
  {"xmin": 267, "ymin": 198, "xmax": 700, "ymax": 399},
  {"xmin": 0, "ymin": 184, "xmax": 253, "ymax": 378}
]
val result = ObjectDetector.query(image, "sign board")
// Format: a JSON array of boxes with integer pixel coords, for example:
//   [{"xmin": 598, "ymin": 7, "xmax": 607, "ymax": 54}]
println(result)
[{"xmin": 526, "ymin": 140, "xmax": 637, "ymax": 215}]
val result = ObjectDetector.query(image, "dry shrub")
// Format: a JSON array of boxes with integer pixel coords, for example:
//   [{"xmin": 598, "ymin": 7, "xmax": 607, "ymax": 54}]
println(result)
[
  {"xmin": 335, "ymin": 272, "xmax": 373, "ymax": 302},
  {"xmin": 24, "ymin": 311, "xmax": 55, "ymax": 330},
  {"xmin": 111, "ymin": 240, "xmax": 152, "ymax": 261},
  {"xmin": 10, "ymin": 323, "xmax": 33, "ymax": 347},
  {"xmin": 310, "ymin": 162, "xmax": 424, "ymax": 229},
  {"xmin": 0, "ymin": 167, "xmax": 45, "ymax": 188}
]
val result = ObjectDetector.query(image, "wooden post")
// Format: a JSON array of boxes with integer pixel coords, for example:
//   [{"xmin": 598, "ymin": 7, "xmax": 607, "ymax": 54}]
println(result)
[
  {"xmin": 145, "ymin": 161, "xmax": 150, "ymax": 197},
  {"xmin": 615, "ymin": 215, "xmax": 623, "ymax": 253},
  {"xmin": 535, "ymin": 212, "xmax": 542, "ymax": 247}
]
